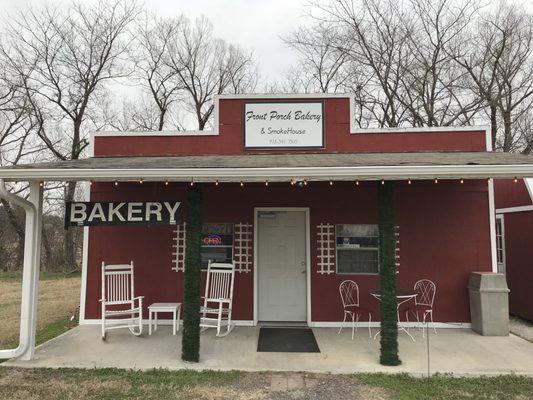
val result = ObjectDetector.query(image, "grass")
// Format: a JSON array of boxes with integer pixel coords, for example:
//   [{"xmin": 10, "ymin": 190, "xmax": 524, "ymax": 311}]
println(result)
[
  {"xmin": 0, "ymin": 274, "xmax": 80, "ymax": 349},
  {"xmin": 0, "ymin": 368, "xmax": 244, "ymax": 400},
  {"xmin": 0, "ymin": 315, "xmax": 76, "ymax": 351},
  {"xmin": 356, "ymin": 373, "xmax": 533, "ymax": 400},
  {"xmin": 0, "ymin": 368, "xmax": 531, "ymax": 400},
  {"xmin": 0, "ymin": 270, "xmax": 81, "ymax": 282}
]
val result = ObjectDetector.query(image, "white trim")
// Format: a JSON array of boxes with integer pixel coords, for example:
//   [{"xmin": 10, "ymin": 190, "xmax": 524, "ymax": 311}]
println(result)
[
  {"xmin": 93, "ymin": 130, "xmax": 218, "ymax": 137},
  {"xmin": 4, "ymin": 164, "xmax": 533, "ymax": 181},
  {"xmin": 309, "ymin": 321, "xmax": 472, "ymax": 329},
  {"xmin": 351, "ymin": 124, "xmax": 491, "ymax": 135},
  {"xmin": 78, "ymin": 140, "xmax": 93, "ymax": 324},
  {"xmin": 253, "ymin": 213, "xmax": 258, "ymax": 325},
  {"xmin": 485, "ymin": 126, "xmax": 493, "ymax": 152},
  {"xmin": 523, "ymin": 178, "xmax": 533, "ymax": 203},
  {"xmin": 488, "ymin": 179, "xmax": 498, "ymax": 273},
  {"xmin": 496, "ymin": 214, "xmax": 506, "ymax": 275},
  {"xmin": 78, "ymin": 175, "xmax": 92, "ymax": 324},
  {"xmin": 79, "ymin": 318, "xmax": 471, "ymax": 329},
  {"xmin": 80, "ymin": 319, "xmax": 254, "ymax": 327},
  {"xmin": 217, "ymin": 93, "xmax": 353, "ymax": 99},
  {"xmin": 253, "ymin": 207, "xmax": 311, "ymax": 326},
  {"xmin": 496, "ymin": 205, "xmax": 533, "ymax": 214},
  {"xmin": 78, "ymin": 227, "xmax": 89, "ymax": 324}
]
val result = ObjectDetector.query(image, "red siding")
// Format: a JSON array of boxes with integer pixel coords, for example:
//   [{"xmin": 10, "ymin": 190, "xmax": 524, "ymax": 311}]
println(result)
[
  {"xmin": 85, "ymin": 96, "xmax": 493, "ymax": 324},
  {"xmin": 94, "ymin": 98, "xmax": 487, "ymax": 157},
  {"xmin": 501, "ymin": 212, "xmax": 533, "ymax": 321},
  {"xmin": 494, "ymin": 179, "xmax": 533, "ymax": 209},
  {"xmin": 84, "ymin": 180, "xmax": 491, "ymax": 323},
  {"xmin": 494, "ymin": 179, "xmax": 533, "ymax": 321}
]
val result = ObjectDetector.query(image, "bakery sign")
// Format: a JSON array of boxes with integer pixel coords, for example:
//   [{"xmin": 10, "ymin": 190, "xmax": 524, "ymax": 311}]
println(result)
[
  {"xmin": 244, "ymin": 102, "xmax": 324, "ymax": 149},
  {"xmin": 65, "ymin": 201, "xmax": 182, "ymax": 227}
]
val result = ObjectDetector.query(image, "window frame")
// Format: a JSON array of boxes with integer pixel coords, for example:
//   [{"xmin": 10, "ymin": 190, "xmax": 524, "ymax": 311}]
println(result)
[
  {"xmin": 335, "ymin": 224, "xmax": 380, "ymax": 275},
  {"xmin": 200, "ymin": 222, "xmax": 235, "ymax": 269},
  {"xmin": 495, "ymin": 215, "xmax": 506, "ymax": 274}
]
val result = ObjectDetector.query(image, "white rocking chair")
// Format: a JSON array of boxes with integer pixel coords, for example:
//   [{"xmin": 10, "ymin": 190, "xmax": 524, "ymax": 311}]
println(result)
[
  {"xmin": 100, "ymin": 261, "xmax": 144, "ymax": 340},
  {"xmin": 200, "ymin": 261, "xmax": 235, "ymax": 337}
]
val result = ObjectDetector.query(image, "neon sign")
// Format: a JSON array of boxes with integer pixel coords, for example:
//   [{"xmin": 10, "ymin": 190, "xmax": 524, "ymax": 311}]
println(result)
[{"xmin": 202, "ymin": 234, "xmax": 223, "ymax": 246}]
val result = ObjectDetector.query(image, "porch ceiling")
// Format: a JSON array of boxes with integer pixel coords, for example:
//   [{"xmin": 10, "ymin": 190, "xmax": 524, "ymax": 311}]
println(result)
[{"xmin": 2, "ymin": 151, "xmax": 533, "ymax": 181}]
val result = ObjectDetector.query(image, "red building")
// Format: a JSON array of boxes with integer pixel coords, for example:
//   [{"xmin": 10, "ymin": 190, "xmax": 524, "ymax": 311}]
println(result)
[
  {"xmin": 6, "ymin": 94, "xmax": 533, "ymax": 361},
  {"xmin": 76, "ymin": 94, "xmax": 500, "ymax": 327},
  {"xmin": 495, "ymin": 178, "xmax": 533, "ymax": 321}
]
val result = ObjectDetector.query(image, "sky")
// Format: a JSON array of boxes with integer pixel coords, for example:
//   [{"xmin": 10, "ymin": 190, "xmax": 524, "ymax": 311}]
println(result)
[
  {"xmin": 0, "ymin": 0, "xmax": 310, "ymax": 83},
  {"xmin": 3, "ymin": 0, "xmax": 533, "ymax": 86},
  {"xmin": 142, "ymin": 0, "xmax": 309, "ymax": 82}
]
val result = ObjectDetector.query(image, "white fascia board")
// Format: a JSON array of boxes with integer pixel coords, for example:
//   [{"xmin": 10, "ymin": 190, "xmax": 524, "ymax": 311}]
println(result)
[
  {"xmin": 216, "ymin": 93, "xmax": 353, "ymax": 99},
  {"xmin": 524, "ymin": 178, "xmax": 533, "ymax": 203},
  {"xmin": 350, "ymin": 124, "xmax": 491, "ymax": 134},
  {"xmin": 4, "ymin": 164, "xmax": 533, "ymax": 182},
  {"xmin": 496, "ymin": 205, "xmax": 533, "ymax": 214},
  {"xmin": 93, "ymin": 130, "xmax": 218, "ymax": 137}
]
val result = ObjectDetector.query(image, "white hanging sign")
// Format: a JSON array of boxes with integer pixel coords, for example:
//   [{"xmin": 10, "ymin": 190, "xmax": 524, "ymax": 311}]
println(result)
[{"xmin": 244, "ymin": 102, "xmax": 324, "ymax": 149}]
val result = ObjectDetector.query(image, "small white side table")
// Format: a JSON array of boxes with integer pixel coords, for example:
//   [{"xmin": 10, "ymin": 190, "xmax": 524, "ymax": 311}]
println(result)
[{"xmin": 148, "ymin": 303, "xmax": 181, "ymax": 335}]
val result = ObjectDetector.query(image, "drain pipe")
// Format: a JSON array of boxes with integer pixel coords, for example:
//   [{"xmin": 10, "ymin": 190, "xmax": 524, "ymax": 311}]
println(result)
[{"xmin": 0, "ymin": 179, "xmax": 42, "ymax": 360}]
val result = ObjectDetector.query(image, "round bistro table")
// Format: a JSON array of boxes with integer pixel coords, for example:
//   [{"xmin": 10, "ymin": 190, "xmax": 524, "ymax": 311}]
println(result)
[{"xmin": 370, "ymin": 289, "xmax": 417, "ymax": 341}]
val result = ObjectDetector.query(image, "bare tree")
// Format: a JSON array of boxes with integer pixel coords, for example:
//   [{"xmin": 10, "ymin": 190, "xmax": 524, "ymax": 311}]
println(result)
[
  {"xmin": 1, "ymin": 0, "xmax": 140, "ymax": 270},
  {"xmin": 103, "ymin": 96, "xmax": 187, "ymax": 132},
  {"xmin": 0, "ymin": 57, "xmax": 41, "ymax": 269},
  {"xmin": 283, "ymin": 22, "xmax": 353, "ymax": 94},
  {"xmin": 449, "ymin": 2, "xmax": 533, "ymax": 150},
  {"xmin": 398, "ymin": 0, "xmax": 482, "ymax": 127},
  {"xmin": 134, "ymin": 14, "xmax": 183, "ymax": 131},
  {"xmin": 165, "ymin": 15, "xmax": 257, "ymax": 130},
  {"xmin": 312, "ymin": 0, "xmax": 415, "ymax": 127}
]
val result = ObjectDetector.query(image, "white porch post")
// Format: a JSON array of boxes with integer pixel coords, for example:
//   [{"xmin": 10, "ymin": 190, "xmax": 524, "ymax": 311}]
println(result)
[
  {"xmin": 0, "ymin": 181, "xmax": 43, "ymax": 360},
  {"xmin": 19, "ymin": 182, "xmax": 43, "ymax": 360}
]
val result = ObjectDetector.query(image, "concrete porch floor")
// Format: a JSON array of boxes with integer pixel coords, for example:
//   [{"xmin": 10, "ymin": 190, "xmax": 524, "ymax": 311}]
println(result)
[{"xmin": 5, "ymin": 325, "xmax": 533, "ymax": 376}]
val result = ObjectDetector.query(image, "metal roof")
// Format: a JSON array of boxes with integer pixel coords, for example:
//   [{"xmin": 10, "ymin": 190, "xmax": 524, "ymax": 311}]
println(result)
[{"xmin": 1, "ymin": 151, "xmax": 533, "ymax": 181}]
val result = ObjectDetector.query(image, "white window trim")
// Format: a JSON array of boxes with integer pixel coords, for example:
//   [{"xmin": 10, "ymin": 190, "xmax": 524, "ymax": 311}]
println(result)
[
  {"xmin": 335, "ymin": 224, "xmax": 380, "ymax": 275},
  {"xmin": 496, "ymin": 215, "xmax": 506, "ymax": 275}
]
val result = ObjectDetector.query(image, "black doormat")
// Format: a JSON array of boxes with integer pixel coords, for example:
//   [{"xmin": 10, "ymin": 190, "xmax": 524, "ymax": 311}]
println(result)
[{"xmin": 257, "ymin": 327, "xmax": 320, "ymax": 353}]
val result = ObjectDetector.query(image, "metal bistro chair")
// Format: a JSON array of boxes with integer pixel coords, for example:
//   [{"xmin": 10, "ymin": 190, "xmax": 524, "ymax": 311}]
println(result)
[
  {"xmin": 338, "ymin": 280, "xmax": 373, "ymax": 339},
  {"xmin": 100, "ymin": 261, "xmax": 144, "ymax": 340},
  {"xmin": 200, "ymin": 261, "xmax": 235, "ymax": 337},
  {"xmin": 405, "ymin": 279, "xmax": 436, "ymax": 337}
]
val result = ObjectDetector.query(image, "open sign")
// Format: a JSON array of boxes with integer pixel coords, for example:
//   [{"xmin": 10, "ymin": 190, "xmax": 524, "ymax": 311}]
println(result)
[{"xmin": 202, "ymin": 234, "xmax": 222, "ymax": 246}]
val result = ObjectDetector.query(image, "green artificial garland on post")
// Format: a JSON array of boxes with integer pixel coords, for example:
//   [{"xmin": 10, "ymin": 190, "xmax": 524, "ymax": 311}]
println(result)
[
  {"xmin": 181, "ymin": 184, "xmax": 203, "ymax": 362},
  {"xmin": 378, "ymin": 181, "xmax": 401, "ymax": 366}
]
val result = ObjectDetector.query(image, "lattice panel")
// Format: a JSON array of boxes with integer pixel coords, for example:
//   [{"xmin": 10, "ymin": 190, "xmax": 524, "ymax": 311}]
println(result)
[
  {"xmin": 172, "ymin": 222, "xmax": 186, "ymax": 272},
  {"xmin": 395, "ymin": 225, "xmax": 401, "ymax": 270},
  {"xmin": 317, "ymin": 223, "xmax": 335, "ymax": 274},
  {"xmin": 234, "ymin": 223, "xmax": 253, "ymax": 273}
]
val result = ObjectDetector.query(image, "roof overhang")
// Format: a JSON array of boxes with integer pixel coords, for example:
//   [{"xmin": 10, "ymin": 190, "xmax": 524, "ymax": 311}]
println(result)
[
  {"xmin": 2, "ymin": 152, "xmax": 533, "ymax": 182},
  {"xmin": 2, "ymin": 165, "xmax": 533, "ymax": 182}
]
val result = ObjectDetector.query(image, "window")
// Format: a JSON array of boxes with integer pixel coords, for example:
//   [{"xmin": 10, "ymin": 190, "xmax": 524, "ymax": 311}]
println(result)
[
  {"xmin": 496, "ymin": 216, "xmax": 505, "ymax": 274},
  {"xmin": 201, "ymin": 223, "xmax": 234, "ymax": 268},
  {"xmin": 336, "ymin": 224, "xmax": 379, "ymax": 274}
]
